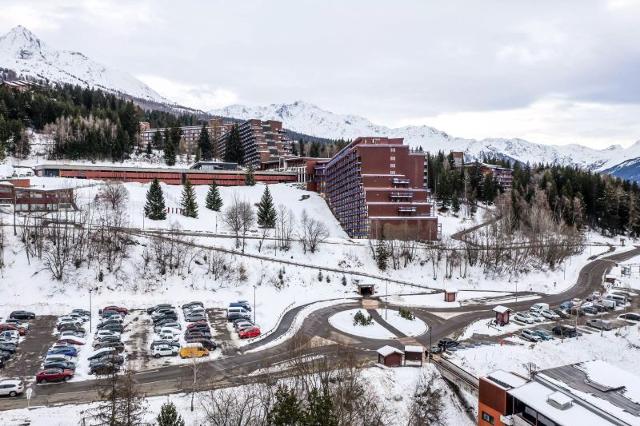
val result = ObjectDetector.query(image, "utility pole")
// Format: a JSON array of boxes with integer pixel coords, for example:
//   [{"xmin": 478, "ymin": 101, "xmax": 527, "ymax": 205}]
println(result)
[
  {"xmin": 385, "ymin": 279, "xmax": 388, "ymax": 321},
  {"xmin": 253, "ymin": 285, "xmax": 256, "ymax": 324},
  {"xmin": 88, "ymin": 288, "xmax": 93, "ymax": 333}
]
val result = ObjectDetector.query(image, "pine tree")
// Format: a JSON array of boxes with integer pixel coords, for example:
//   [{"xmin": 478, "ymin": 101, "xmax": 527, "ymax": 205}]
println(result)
[
  {"xmin": 205, "ymin": 181, "xmax": 223, "ymax": 211},
  {"xmin": 144, "ymin": 179, "xmax": 167, "ymax": 220},
  {"xmin": 257, "ymin": 185, "xmax": 277, "ymax": 227},
  {"xmin": 156, "ymin": 401, "xmax": 185, "ymax": 426},
  {"xmin": 224, "ymin": 124, "xmax": 243, "ymax": 164},
  {"xmin": 163, "ymin": 132, "xmax": 176, "ymax": 166},
  {"xmin": 152, "ymin": 130, "xmax": 163, "ymax": 149},
  {"xmin": 180, "ymin": 179, "xmax": 198, "ymax": 218},
  {"xmin": 198, "ymin": 124, "xmax": 212, "ymax": 160},
  {"xmin": 245, "ymin": 165, "xmax": 256, "ymax": 186},
  {"xmin": 376, "ymin": 240, "xmax": 389, "ymax": 271},
  {"xmin": 267, "ymin": 386, "xmax": 304, "ymax": 425},
  {"xmin": 304, "ymin": 388, "xmax": 337, "ymax": 426},
  {"xmin": 146, "ymin": 140, "xmax": 152, "ymax": 155}
]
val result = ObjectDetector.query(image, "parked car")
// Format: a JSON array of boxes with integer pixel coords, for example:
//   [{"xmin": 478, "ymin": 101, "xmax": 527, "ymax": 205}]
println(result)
[
  {"xmin": 559, "ymin": 301, "xmax": 574, "ymax": 310},
  {"xmin": 0, "ymin": 330, "xmax": 19, "ymax": 344},
  {"xmin": 150, "ymin": 340, "xmax": 180, "ymax": 350},
  {"xmin": 619, "ymin": 313, "xmax": 640, "ymax": 322},
  {"xmin": 57, "ymin": 323, "xmax": 85, "ymax": 333},
  {"xmin": 87, "ymin": 348, "xmax": 117, "ymax": 361},
  {"xmin": 4, "ymin": 319, "xmax": 30, "ymax": 332},
  {"xmin": 97, "ymin": 319, "xmax": 123, "ymax": 329},
  {"xmin": 0, "ymin": 342, "xmax": 17, "ymax": 353},
  {"xmin": 93, "ymin": 341, "xmax": 125, "ymax": 352},
  {"xmin": 60, "ymin": 330, "xmax": 86, "ymax": 339},
  {"xmin": 229, "ymin": 302, "xmax": 251, "ymax": 312},
  {"xmin": 552, "ymin": 325, "xmax": 578, "ymax": 338},
  {"xmin": 36, "ymin": 368, "xmax": 74, "ymax": 383},
  {"xmin": 58, "ymin": 336, "xmax": 86, "ymax": 346},
  {"xmin": 227, "ymin": 307, "xmax": 251, "ymax": 322},
  {"xmin": 151, "ymin": 344, "xmax": 178, "ymax": 358},
  {"xmin": 553, "ymin": 309, "xmax": 571, "ymax": 319},
  {"xmin": 44, "ymin": 354, "xmax": 74, "ymax": 364},
  {"xmin": 154, "ymin": 322, "xmax": 181, "ymax": 332},
  {"xmin": 99, "ymin": 323, "xmax": 124, "ymax": 333},
  {"xmin": 181, "ymin": 301, "xmax": 203, "ymax": 310},
  {"xmin": 47, "ymin": 346, "xmax": 78, "ymax": 357},
  {"xmin": 532, "ymin": 329, "xmax": 554, "ymax": 341},
  {"xmin": 187, "ymin": 323, "xmax": 211, "ymax": 333},
  {"xmin": 94, "ymin": 335, "xmax": 121, "ymax": 344},
  {"xmin": 185, "ymin": 313, "xmax": 206, "ymax": 322},
  {"xmin": 569, "ymin": 306, "xmax": 585, "ymax": 316},
  {"xmin": 9, "ymin": 311, "xmax": 35, "ymax": 320},
  {"xmin": 157, "ymin": 330, "xmax": 179, "ymax": 341},
  {"xmin": 185, "ymin": 331, "xmax": 212, "ymax": 340},
  {"xmin": 43, "ymin": 360, "xmax": 76, "ymax": 371},
  {"xmin": 437, "ymin": 338, "xmax": 459, "ymax": 350},
  {"xmin": 513, "ymin": 313, "xmax": 535, "ymax": 324},
  {"xmin": 179, "ymin": 343, "xmax": 209, "ymax": 358},
  {"xmin": 238, "ymin": 326, "xmax": 261, "ymax": 339},
  {"xmin": 89, "ymin": 354, "xmax": 124, "ymax": 367},
  {"xmin": 0, "ymin": 379, "xmax": 24, "ymax": 397},
  {"xmin": 71, "ymin": 309, "xmax": 90, "ymax": 317},
  {"xmin": 95, "ymin": 330, "xmax": 121, "ymax": 339},
  {"xmin": 184, "ymin": 338, "xmax": 217, "ymax": 350},
  {"xmin": 528, "ymin": 311, "xmax": 545, "ymax": 323},
  {"xmin": 233, "ymin": 320, "xmax": 254, "ymax": 331},
  {"xmin": 147, "ymin": 304, "xmax": 175, "ymax": 315},
  {"xmin": 586, "ymin": 319, "xmax": 614, "ymax": 330},
  {"xmin": 520, "ymin": 329, "xmax": 542, "ymax": 342},
  {"xmin": 90, "ymin": 361, "xmax": 120, "ymax": 375},
  {"xmin": 529, "ymin": 303, "xmax": 550, "ymax": 313},
  {"xmin": 152, "ymin": 309, "xmax": 176, "ymax": 319},
  {"xmin": 100, "ymin": 306, "xmax": 128, "ymax": 315},
  {"xmin": 0, "ymin": 323, "xmax": 25, "ymax": 336},
  {"xmin": 582, "ymin": 306, "xmax": 599, "ymax": 315},
  {"xmin": 0, "ymin": 351, "xmax": 13, "ymax": 362},
  {"xmin": 540, "ymin": 309, "xmax": 560, "ymax": 321}
]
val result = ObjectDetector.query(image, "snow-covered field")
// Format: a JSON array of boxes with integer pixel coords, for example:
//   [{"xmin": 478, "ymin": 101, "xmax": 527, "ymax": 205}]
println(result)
[
  {"xmin": 375, "ymin": 309, "xmax": 428, "ymax": 337},
  {"xmin": 449, "ymin": 323, "xmax": 640, "ymax": 378},
  {"xmin": 0, "ymin": 365, "xmax": 474, "ymax": 426},
  {"xmin": 328, "ymin": 309, "xmax": 396, "ymax": 339}
]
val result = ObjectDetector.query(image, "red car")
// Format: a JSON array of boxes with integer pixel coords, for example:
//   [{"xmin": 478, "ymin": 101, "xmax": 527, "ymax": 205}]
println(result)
[
  {"xmin": 57, "ymin": 337, "xmax": 85, "ymax": 346},
  {"xmin": 100, "ymin": 306, "xmax": 128, "ymax": 315},
  {"xmin": 238, "ymin": 326, "xmax": 261, "ymax": 339},
  {"xmin": 187, "ymin": 320, "xmax": 208, "ymax": 329},
  {"xmin": 0, "ymin": 323, "xmax": 25, "ymax": 336},
  {"xmin": 36, "ymin": 368, "xmax": 74, "ymax": 384}
]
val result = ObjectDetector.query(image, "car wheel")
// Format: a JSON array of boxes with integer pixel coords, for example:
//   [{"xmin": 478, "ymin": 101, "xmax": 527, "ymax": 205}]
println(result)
[
  {"xmin": 64, "ymin": 376, "xmax": 70, "ymax": 382},
  {"xmin": 9, "ymin": 391, "xmax": 16, "ymax": 397},
  {"xmin": 154, "ymin": 354, "xmax": 160, "ymax": 358},
  {"xmin": 40, "ymin": 379, "xmax": 46, "ymax": 384}
]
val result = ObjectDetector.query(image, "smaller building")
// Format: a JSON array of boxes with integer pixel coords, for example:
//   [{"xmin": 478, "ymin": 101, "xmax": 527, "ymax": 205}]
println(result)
[
  {"xmin": 190, "ymin": 161, "xmax": 238, "ymax": 171},
  {"xmin": 404, "ymin": 345, "xmax": 424, "ymax": 366},
  {"xmin": 444, "ymin": 288, "xmax": 458, "ymax": 303},
  {"xmin": 377, "ymin": 345, "xmax": 404, "ymax": 367},
  {"xmin": 492, "ymin": 306, "xmax": 511, "ymax": 326}
]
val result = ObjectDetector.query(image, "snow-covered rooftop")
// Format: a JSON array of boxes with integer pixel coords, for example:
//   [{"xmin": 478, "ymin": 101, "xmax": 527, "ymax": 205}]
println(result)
[
  {"xmin": 486, "ymin": 370, "xmax": 528, "ymax": 390},
  {"xmin": 377, "ymin": 345, "xmax": 403, "ymax": 357},
  {"xmin": 404, "ymin": 345, "xmax": 424, "ymax": 353},
  {"xmin": 492, "ymin": 305, "xmax": 510, "ymax": 314}
]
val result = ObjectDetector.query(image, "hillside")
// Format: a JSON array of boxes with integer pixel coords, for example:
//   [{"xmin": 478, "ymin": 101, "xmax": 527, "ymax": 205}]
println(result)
[
  {"xmin": 0, "ymin": 26, "xmax": 169, "ymax": 104},
  {"xmin": 211, "ymin": 101, "xmax": 640, "ymax": 175}
]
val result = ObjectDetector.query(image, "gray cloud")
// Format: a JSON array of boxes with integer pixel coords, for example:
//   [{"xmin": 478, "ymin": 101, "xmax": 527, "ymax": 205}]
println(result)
[{"xmin": 1, "ymin": 0, "xmax": 639, "ymax": 147}]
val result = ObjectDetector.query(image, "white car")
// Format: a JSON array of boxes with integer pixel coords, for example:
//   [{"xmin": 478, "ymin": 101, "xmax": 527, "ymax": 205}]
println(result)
[
  {"xmin": 45, "ymin": 354, "xmax": 74, "ymax": 363},
  {"xmin": 95, "ymin": 330, "xmax": 121, "ymax": 339},
  {"xmin": 513, "ymin": 313, "xmax": 535, "ymax": 324},
  {"xmin": 0, "ymin": 379, "xmax": 25, "ymax": 397},
  {"xmin": 0, "ymin": 330, "xmax": 19, "ymax": 344},
  {"xmin": 151, "ymin": 344, "xmax": 178, "ymax": 358},
  {"xmin": 528, "ymin": 311, "xmax": 545, "ymax": 322},
  {"xmin": 157, "ymin": 330, "xmax": 179, "ymax": 341},
  {"xmin": 540, "ymin": 309, "xmax": 560, "ymax": 320},
  {"xmin": 57, "ymin": 316, "xmax": 83, "ymax": 325},
  {"xmin": 60, "ymin": 330, "xmax": 85, "ymax": 339}
]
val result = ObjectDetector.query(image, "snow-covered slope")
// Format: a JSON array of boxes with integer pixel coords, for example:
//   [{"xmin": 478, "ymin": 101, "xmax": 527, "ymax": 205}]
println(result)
[
  {"xmin": 211, "ymin": 101, "xmax": 640, "ymax": 172},
  {"xmin": 0, "ymin": 25, "xmax": 169, "ymax": 104}
]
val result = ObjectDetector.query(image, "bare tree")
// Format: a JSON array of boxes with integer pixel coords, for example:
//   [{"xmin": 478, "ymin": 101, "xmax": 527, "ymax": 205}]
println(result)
[
  {"xmin": 300, "ymin": 210, "xmax": 329, "ymax": 254},
  {"xmin": 408, "ymin": 372, "xmax": 443, "ymax": 426},
  {"xmin": 275, "ymin": 204, "xmax": 295, "ymax": 251},
  {"xmin": 96, "ymin": 181, "xmax": 129, "ymax": 211},
  {"xmin": 223, "ymin": 196, "xmax": 255, "ymax": 253}
]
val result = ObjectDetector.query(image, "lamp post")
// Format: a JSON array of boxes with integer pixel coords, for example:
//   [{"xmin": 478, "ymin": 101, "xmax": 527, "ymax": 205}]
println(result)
[
  {"xmin": 88, "ymin": 287, "xmax": 95, "ymax": 333},
  {"xmin": 253, "ymin": 285, "xmax": 256, "ymax": 324},
  {"xmin": 385, "ymin": 279, "xmax": 388, "ymax": 321}
]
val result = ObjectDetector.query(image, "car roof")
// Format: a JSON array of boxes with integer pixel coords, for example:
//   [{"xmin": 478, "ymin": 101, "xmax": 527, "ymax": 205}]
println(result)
[{"xmin": 0, "ymin": 378, "xmax": 22, "ymax": 384}]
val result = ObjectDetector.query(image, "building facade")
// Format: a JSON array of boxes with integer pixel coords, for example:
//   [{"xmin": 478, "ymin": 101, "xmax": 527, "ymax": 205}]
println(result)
[
  {"xmin": 317, "ymin": 137, "xmax": 438, "ymax": 241},
  {"xmin": 215, "ymin": 119, "xmax": 292, "ymax": 167},
  {"xmin": 140, "ymin": 118, "xmax": 234, "ymax": 156}
]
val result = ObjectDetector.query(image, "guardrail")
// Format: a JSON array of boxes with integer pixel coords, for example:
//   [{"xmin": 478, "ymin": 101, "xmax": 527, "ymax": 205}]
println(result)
[
  {"xmin": 434, "ymin": 355, "xmax": 479, "ymax": 392},
  {"xmin": 244, "ymin": 301, "xmax": 296, "ymax": 343}
]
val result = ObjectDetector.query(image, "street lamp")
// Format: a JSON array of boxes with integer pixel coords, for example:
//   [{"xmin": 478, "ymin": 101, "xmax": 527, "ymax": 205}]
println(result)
[
  {"xmin": 253, "ymin": 285, "xmax": 257, "ymax": 324},
  {"xmin": 88, "ymin": 287, "xmax": 97, "ymax": 333}
]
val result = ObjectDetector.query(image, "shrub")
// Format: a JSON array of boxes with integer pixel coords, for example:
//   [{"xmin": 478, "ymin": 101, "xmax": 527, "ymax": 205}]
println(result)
[
  {"xmin": 399, "ymin": 307, "xmax": 415, "ymax": 320},
  {"xmin": 353, "ymin": 310, "xmax": 373, "ymax": 326}
]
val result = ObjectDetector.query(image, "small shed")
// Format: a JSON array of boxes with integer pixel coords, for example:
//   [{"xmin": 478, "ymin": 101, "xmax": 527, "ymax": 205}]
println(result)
[
  {"xmin": 377, "ymin": 345, "xmax": 403, "ymax": 367},
  {"xmin": 404, "ymin": 345, "xmax": 424, "ymax": 366},
  {"xmin": 357, "ymin": 283, "xmax": 375, "ymax": 297},
  {"xmin": 493, "ymin": 305, "xmax": 511, "ymax": 326},
  {"xmin": 444, "ymin": 288, "xmax": 458, "ymax": 302},
  {"xmin": 604, "ymin": 274, "xmax": 617, "ymax": 284}
]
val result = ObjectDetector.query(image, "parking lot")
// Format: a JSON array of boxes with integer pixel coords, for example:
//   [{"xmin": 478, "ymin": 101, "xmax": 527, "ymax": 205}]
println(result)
[{"xmin": 1, "ymin": 315, "xmax": 57, "ymax": 378}]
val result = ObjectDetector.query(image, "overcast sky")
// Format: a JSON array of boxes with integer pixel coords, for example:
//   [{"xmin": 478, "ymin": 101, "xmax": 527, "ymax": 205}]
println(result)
[{"xmin": 1, "ymin": 0, "xmax": 640, "ymax": 148}]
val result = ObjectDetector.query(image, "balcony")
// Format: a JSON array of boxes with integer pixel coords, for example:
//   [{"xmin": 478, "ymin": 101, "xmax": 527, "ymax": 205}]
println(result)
[
  {"xmin": 389, "ymin": 192, "xmax": 413, "ymax": 200},
  {"xmin": 392, "ymin": 177, "xmax": 410, "ymax": 186},
  {"xmin": 397, "ymin": 206, "xmax": 417, "ymax": 213}
]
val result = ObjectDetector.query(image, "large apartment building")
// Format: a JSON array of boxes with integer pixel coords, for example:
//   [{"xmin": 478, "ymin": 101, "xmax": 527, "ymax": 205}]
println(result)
[
  {"xmin": 139, "ymin": 118, "xmax": 234, "ymax": 156},
  {"xmin": 317, "ymin": 137, "xmax": 438, "ymax": 241},
  {"xmin": 215, "ymin": 119, "xmax": 292, "ymax": 167}
]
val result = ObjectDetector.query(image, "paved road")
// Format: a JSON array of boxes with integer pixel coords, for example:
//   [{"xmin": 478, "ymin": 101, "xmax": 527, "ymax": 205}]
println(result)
[{"xmin": 1, "ymin": 246, "xmax": 637, "ymax": 411}]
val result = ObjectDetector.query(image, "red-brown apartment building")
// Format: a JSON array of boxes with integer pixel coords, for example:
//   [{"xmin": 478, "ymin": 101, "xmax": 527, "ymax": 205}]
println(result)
[
  {"xmin": 316, "ymin": 137, "xmax": 438, "ymax": 241},
  {"xmin": 215, "ymin": 119, "xmax": 292, "ymax": 167}
]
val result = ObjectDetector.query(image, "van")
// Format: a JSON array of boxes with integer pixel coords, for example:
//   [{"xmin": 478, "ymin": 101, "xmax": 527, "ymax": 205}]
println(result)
[
  {"xmin": 529, "ymin": 303, "xmax": 550, "ymax": 313},
  {"xmin": 229, "ymin": 302, "xmax": 251, "ymax": 312},
  {"xmin": 586, "ymin": 319, "xmax": 614, "ymax": 331},
  {"xmin": 227, "ymin": 307, "xmax": 251, "ymax": 322},
  {"xmin": 602, "ymin": 299, "xmax": 616, "ymax": 310},
  {"xmin": 605, "ymin": 294, "xmax": 627, "ymax": 306},
  {"xmin": 179, "ymin": 343, "xmax": 209, "ymax": 359}
]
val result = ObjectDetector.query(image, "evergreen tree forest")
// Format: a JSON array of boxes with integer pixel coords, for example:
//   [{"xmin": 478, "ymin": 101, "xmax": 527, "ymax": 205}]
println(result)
[{"xmin": 427, "ymin": 151, "xmax": 640, "ymax": 237}]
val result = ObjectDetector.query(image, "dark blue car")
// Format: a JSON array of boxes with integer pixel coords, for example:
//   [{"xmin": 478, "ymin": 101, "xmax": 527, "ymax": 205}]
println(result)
[
  {"xmin": 559, "ymin": 301, "xmax": 573, "ymax": 310},
  {"xmin": 47, "ymin": 346, "xmax": 78, "ymax": 357}
]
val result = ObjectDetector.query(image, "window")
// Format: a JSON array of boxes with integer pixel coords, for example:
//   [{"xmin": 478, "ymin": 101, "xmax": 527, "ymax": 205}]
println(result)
[
  {"xmin": 390, "ymin": 156, "xmax": 396, "ymax": 161},
  {"xmin": 390, "ymin": 148, "xmax": 396, "ymax": 152},
  {"xmin": 481, "ymin": 412, "xmax": 495, "ymax": 425},
  {"xmin": 390, "ymin": 163, "xmax": 396, "ymax": 169}
]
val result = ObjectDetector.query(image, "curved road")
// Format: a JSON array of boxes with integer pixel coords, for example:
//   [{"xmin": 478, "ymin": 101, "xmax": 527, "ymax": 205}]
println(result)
[{"xmin": 1, "ymin": 246, "xmax": 637, "ymax": 411}]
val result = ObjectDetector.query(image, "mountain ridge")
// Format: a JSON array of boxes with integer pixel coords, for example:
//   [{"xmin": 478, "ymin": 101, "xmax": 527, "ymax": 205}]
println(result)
[{"xmin": 211, "ymin": 101, "xmax": 640, "ymax": 173}]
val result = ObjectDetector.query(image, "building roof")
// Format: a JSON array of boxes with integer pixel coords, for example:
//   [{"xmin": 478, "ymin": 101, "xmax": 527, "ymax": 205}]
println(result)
[
  {"xmin": 492, "ymin": 305, "xmax": 511, "ymax": 314},
  {"xmin": 33, "ymin": 163, "xmax": 295, "ymax": 176},
  {"xmin": 486, "ymin": 370, "xmax": 528, "ymax": 390},
  {"xmin": 404, "ymin": 345, "xmax": 424, "ymax": 353},
  {"xmin": 377, "ymin": 345, "xmax": 403, "ymax": 357},
  {"xmin": 507, "ymin": 361, "xmax": 640, "ymax": 426}
]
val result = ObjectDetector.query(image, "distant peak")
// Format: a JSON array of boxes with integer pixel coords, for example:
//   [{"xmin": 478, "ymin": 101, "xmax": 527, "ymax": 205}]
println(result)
[
  {"xmin": 0, "ymin": 25, "xmax": 44, "ymax": 53},
  {"xmin": 4, "ymin": 25, "xmax": 39, "ymax": 40}
]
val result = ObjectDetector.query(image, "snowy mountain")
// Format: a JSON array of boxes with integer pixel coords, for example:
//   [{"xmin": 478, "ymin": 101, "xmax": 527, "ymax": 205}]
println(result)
[
  {"xmin": 0, "ymin": 25, "xmax": 170, "ymax": 104},
  {"xmin": 211, "ymin": 101, "xmax": 640, "ymax": 173}
]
